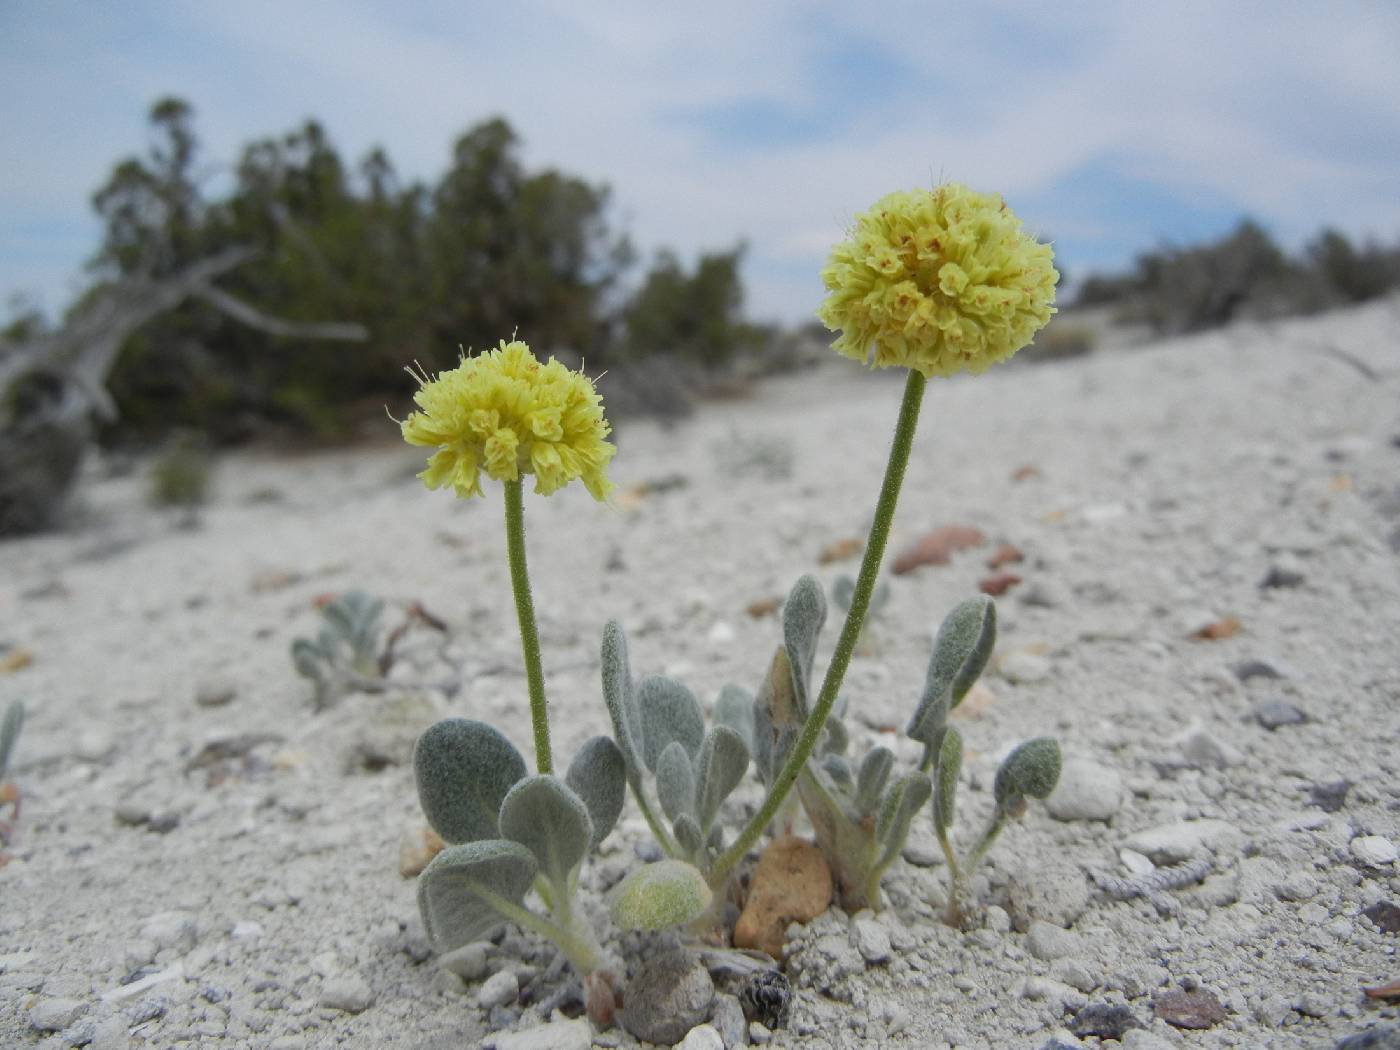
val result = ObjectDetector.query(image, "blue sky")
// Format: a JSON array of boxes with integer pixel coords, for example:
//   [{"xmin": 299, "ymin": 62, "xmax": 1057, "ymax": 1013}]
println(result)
[{"xmin": 3, "ymin": 1, "xmax": 1399, "ymax": 324}]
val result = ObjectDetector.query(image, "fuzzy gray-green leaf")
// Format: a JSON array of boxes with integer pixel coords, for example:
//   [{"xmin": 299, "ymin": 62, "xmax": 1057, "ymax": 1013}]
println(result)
[
  {"xmin": 601, "ymin": 620, "xmax": 644, "ymax": 779},
  {"xmin": 656, "ymin": 741, "xmax": 696, "ymax": 823},
  {"xmin": 821, "ymin": 753, "xmax": 854, "ymax": 794},
  {"xmin": 694, "ymin": 725, "xmax": 750, "ymax": 831},
  {"xmin": 933, "ymin": 726, "xmax": 963, "ymax": 834},
  {"xmin": 993, "ymin": 737, "xmax": 1062, "ymax": 810},
  {"xmin": 0, "ymin": 699, "xmax": 24, "ymax": 781},
  {"xmin": 673, "ymin": 813, "xmax": 704, "ymax": 857},
  {"xmin": 290, "ymin": 639, "xmax": 325, "ymax": 680},
  {"xmin": 498, "ymin": 775, "xmax": 593, "ymax": 889},
  {"xmin": 855, "ymin": 747, "xmax": 895, "ymax": 816},
  {"xmin": 822, "ymin": 715, "xmax": 850, "ymax": 756},
  {"xmin": 753, "ymin": 647, "xmax": 801, "ymax": 784},
  {"xmin": 908, "ymin": 597, "xmax": 997, "ymax": 746},
  {"xmin": 714, "ymin": 685, "xmax": 756, "ymax": 752},
  {"xmin": 638, "ymin": 675, "xmax": 704, "ymax": 771},
  {"xmin": 414, "ymin": 719, "xmax": 527, "ymax": 844},
  {"xmin": 783, "ymin": 574, "xmax": 827, "ymax": 712},
  {"xmin": 565, "ymin": 736, "xmax": 626, "ymax": 852},
  {"xmin": 608, "ymin": 859, "xmax": 712, "ymax": 931},
  {"xmin": 417, "ymin": 840, "xmax": 537, "ymax": 951},
  {"xmin": 876, "ymin": 771, "xmax": 933, "ymax": 857}
]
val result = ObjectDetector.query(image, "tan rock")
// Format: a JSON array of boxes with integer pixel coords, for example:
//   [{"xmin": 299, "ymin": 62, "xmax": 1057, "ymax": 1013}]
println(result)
[{"xmin": 733, "ymin": 835, "xmax": 832, "ymax": 959}]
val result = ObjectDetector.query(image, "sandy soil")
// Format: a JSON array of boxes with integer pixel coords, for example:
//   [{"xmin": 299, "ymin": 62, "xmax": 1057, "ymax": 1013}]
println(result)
[{"xmin": 3, "ymin": 296, "xmax": 1400, "ymax": 1050}]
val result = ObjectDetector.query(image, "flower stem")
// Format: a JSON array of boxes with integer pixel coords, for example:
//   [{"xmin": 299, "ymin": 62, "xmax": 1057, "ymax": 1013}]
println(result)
[
  {"xmin": 504, "ymin": 479, "xmax": 552, "ymax": 774},
  {"xmin": 710, "ymin": 369, "xmax": 927, "ymax": 882}
]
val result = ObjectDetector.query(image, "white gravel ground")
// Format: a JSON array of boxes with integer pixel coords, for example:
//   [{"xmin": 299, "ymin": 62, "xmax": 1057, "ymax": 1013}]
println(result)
[{"xmin": 2, "ymin": 296, "xmax": 1399, "ymax": 1049}]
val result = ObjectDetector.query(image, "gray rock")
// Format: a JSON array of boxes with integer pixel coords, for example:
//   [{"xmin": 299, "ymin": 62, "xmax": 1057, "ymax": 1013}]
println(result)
[
  {"xmin": 711, "ymin": 993, "xmax": 748, "ymax": 1048},
  {"xmin": 1121, "ymin": 1032, "xmax": 1176, "ymax": 1050},
  {"xmin": 680, "ymin": 1025, "xmax": 725, "ymax": 1050},
  {"xmin": 319, "ymin": 973, "xmax": 374, "ymax": 1013},
  {"xmin": 1335, "ymin": 1026, "xmax": 1400, "ymax": 1050},
  {"xmin": 749, "ymin": 1021, "xmax": 771, "ymax": 1044},
  {"xmin": 195, "ymin": 677, "xmax": 237, "ymax": 707},
  {"xmin": 488, "ymin": 1018, "xmax": 592, "ymax": 1050},
  {"xmin": 1257, "ymin": 994, "xmax": 1295, "ymax": 1026},
  {"xmin": 1047, "ymin": 759, "xmax": 1123, "ymax": 822},
  {"xmin": 1351, "ymin": 836, "xmax": 1398, "ymax": 867},
  {"xmin": 1273, "ymin": 872, "xmax": 1319, "ymax": 901},
  {"xmin": 1123, "ymin": 819, "xmax": 1242, "ymax": 864},
  {"xmin": 1176, "ymin": 723, "xmax": 1243, "ymax": 768},
  {"xmin": 1000, "ymin": 650, "xmax": 1052, "ymax": 684},
  {"xmin": 1252, "ymin": 699, "xmax": 1307, "ymax": 729},
  {"xmin": 1071, "ymin": 1002, "xmax": 1142, "ymax": 1040},
  {"xmin": 138, "ymin": 910, "xmax": 198, "ymax": 953},
  {"xmin": 1050, "ymin": 958, "xmax": 1097, "ymax": 992},
  {"xmin": 1027, "ymin": 920, "xmax": 1080, "ymax": 961},
  {"xmin": 29, "ymin": 998, "xmax": 87, "ymax": 1032},
  {"xmin": 1231, "ymin": 659, "xmax": 1285, "ymax": 681},
  {"xmin": 438, "ymin": 942, "xmax": 490, "ymax": 981},
  {"xmin": 849, "ymin": 914, "xmax": 892, "ymax": 964},
  {"xmin": 88, "ymin": 1016, "xmax": 132, "ymax": 1050},
  {"xmin": 621, "ymin": 949, "xmax": 715, "ymax": 1046},
  {"xmin": 476, "ymin": 969, "xmax": 519, "ymax": 1009}
]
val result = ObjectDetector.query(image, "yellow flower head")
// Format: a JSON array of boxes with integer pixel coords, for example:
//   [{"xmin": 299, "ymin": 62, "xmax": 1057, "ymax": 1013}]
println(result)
[
  {"xmin": 402, "ymin": 340, "xmax": 615, "ymax": 501},
  {"xmin": 818, "ymin": 184, "xmax": 1058, "ymax": 379}
]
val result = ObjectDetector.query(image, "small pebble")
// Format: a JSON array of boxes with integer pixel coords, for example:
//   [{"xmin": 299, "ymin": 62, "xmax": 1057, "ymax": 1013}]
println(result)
[
  {"xmin": 195, "ymin": 677, "xmax": 237, "ymax": 707},
  {"xmin": 680, "ymin": 1024, "xmax": 725, "ymax": 1050},
  {"xmin": 999, "ymin": 650, "xmax": 1051, "ymax": 684},
  {"xmin": 477, "ymin": 969, "xmax": 519, "ymax": 1009},
  {"xmin": 1334, "ymin": 1025, "xmax": 1400, "ymax": 1049},
  {"xmin": 1154, "ymin": 987, "xmax": 1228, "ymax": 1029},
  {"xmin": 320, "ymin": 973, "xmax": 374, "ymax": 1013},
  {"xmin": 1027, "ymin": 920, "xmax": 1079, "ymax": 961},
  {"xmin": 1310, "ymin": 780, "xmax": 1351, "ymax": 813},
  {"xmin": 1231, "ymin": 659, "xmax": 1285, "ymax": 681},
  {"xmin": 1352, "ymin": 836, "xmax": 1399, "ymax": 867},
  {"xmin": 984, "ymin": 905, "xmax": 1011, "ymax": 933},
  {"xmin": 488, "ymin": 1018, "xmax": 592, "ymax": 1050},
  {"xmin": 438, "ymin": 942, "xmax": 490, "ymax": 981},
  {"xmin": 1176, "ymin": 724, "xmax": 1243, "ymax": 768},
  {"xmin": 1363, "ymin": 901, "xmax": 1400, "ymax": 934},
  {"xmin": 748, "ymin": 1021, "xmax": 771, "ymax": 1044},
  {"xmin": 849, "ymin": 914, "xmax": 892, "ymax": 964},
  {"xmin": 1071, "ymin": 1002, "xmax": 1142, "ymax": 1040},
  {"xmin": 29, "ymin": 998, "xmax": 88, "ymax": 1032},
  {"xmin": 1252, "ymin": 699, "xmax": 1307, "ymax": 730},
  {"xmin": 620, "ymin": 949, "xmax": 714, "ymax": 1045},
  {"xmin": 710, "ymin": 993, "xmax": 748, "ymax": 1049},
  {"xmin": 1260, "ymin": 565, "xmax": 1305, "ymax": 588},
  {"xmin": 1046, "ymin": 759, "xmax": 1123, "ymax": 822}
]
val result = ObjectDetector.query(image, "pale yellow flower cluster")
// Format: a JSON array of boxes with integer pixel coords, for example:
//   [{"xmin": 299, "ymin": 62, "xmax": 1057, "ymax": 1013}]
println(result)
[
  {"xmin": 402, "ymin": 340, "xmax": 615, "ymax": 501},
  {"xmin": 818, "ymin": 184, "xmax": 1058, "ymax": 379}
]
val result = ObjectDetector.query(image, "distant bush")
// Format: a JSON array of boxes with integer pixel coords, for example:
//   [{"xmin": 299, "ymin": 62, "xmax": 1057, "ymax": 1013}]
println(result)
[
  {"xmin": 149, "ymin": 430, "xmax": 211, "ymax": 508},
  {"xmin": 1074, "ymin": 221, "xmax": 1400, "ymax": 335},
  {"xmin": 1020, "ymin": 320, "xmax": 1096, "ymax": 362}
]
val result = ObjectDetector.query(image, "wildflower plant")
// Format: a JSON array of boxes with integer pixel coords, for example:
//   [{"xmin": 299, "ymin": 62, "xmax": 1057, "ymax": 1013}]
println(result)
[
  {"xmin": 908, "ymin": 597, "xmax": 1062, "ymax": 925},
  {"xmin": 291, "ymin": 590, "xmax": 385, "ymax": 707},
  {"xmin": 398, "ymin": 184, "xmax": 1058, "ymax": 1021},
  {"xmin": 1, "ymin": 699, "xmax": 24, "ymax": 855}
]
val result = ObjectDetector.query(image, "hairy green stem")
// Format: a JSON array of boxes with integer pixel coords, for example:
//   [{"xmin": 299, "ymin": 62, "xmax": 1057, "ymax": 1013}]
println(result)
[
  {"xmin": 472, "ymin": 881, "xmax": 602, "ymax": 975},
  {"xmin": 504, "ymin": 479, "xmax": 552, "ymax": 774},
  {"xmin": 711, "ymin": 369, "xmax": 927, "ymax": 882}
]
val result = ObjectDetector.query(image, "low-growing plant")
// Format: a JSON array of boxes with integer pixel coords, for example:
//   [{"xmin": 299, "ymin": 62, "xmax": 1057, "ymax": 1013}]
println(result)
[
  {"xmin": 1, "ymin": 699, "xmax": 25, "ymax": 856},
  {"xmin": 291, "ymin": 590, "xmax": 385, "ymax": 707},
  {"xmin": 149, "ymin": 430, "xmax": 212, "ymax": 509},
  {"xmin": 395, "ymin": 184, "xmax": 1060, "ymax": 1026},
  {"xmin": 909, "ymin": 597, "xmax": 1061, "ymax": 925}
]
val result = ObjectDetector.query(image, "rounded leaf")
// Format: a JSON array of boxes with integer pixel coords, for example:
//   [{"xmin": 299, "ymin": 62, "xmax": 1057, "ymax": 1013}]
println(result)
[
  {"xmin": 933, "ymin": 726, "xmax": 963, "ymax": 833},
  {"xmin": 909, "ymin": 597, "xmax": 997, "ymax": 746},
  {"xmin": 656, "ymin": 741, "xmax": 696, "ymax": 823},
  {"xmin": 417, "ymin": 840, "xmax": 538, "ymax": 951},
  {"xmin": 566, "ymin": 736, "xmax": 626, "ymax": 852},
  {"xmin": 695, "ymin": 725, "xmax": 750, "ymax": 831},
  {"xmin": 876, "ymin": 771, "xmax": 933, "ymax": 853},
  {"xmin": 993, "ymin": 737, "xmax": 1062, "ymax": 810},
  {"xmin": 784, "ymin": 575, "xmax": 827, "ymax": 711},
  {"xmin": 498, "ymin": 775, "xmax": 593, "ymax": 888},
  {"xmin": 414, "ymin": 719, "xmax": 527, "ymax": 844},
  {"xmin": 713, "ymin": 685, "xmax": 756, "ymax": 752},
  {"xmin": 608, "ymin": 859, "xmax": 712, "ymax": 931},
  {"xmin": 638, "ymin": 675, "xmax": 704, "ymax": 771},
  {"xmin": 601, "ymin": 620, "xmax": 644, "ymax": 778},
  {"xmin": 855, "ymin": 747, "xmax": 895, "ymax": 817},
  {"xmin": 673, "ymin": 813, "xmax": 704, "ymax": 857},
  {"xmin": 0, "ymin": 699, "xmax": 24, "ymax": 780}
]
